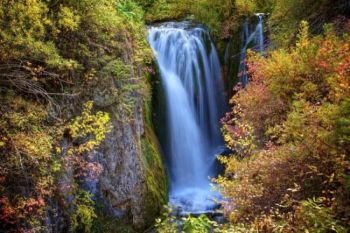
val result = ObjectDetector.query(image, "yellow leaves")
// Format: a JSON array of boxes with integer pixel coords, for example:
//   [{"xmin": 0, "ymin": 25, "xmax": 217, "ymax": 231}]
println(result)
[
  {"xmin": 7, "ymin": 0, "xmax": 48, "ymax": 36},
  {"xmin": 58, "ymin": 6, "xmax": 81, "ymax": 32},
  {"xmin": 217, "ymin": 5, "xmax": 350, "ymax": 233},
  {"xmin": 235, "ymin": 0, "xmax": 257, "ymax": 16},
  {"xmin": 217, "ymin": 155, "xmax": 229, "ymax": 165},
  {"xmin": 0, "ymin": 137, "xmax": 7, "ymax": 148},
  {"xmin": 221, "ymin": 109, "xmax": 256, "ymax": 158},
  {"xmin": 1, "ymin": 0, "xmax": 50, "ymax": 61},
  {"xmin": 1, "ymin": 95, "xmax": 48, "ymax": 133},
  {"xmin": 71, "ymin": 190, "xmax": 97, "ymax": 233},
  {"xmin": 51, "ymin": 160, "xmax": 62, "ymax": 173},
  {"xmin": 296, "ymin": 21, "xmax": 310, "ymax": 49},
  {"xmin": 80, "ymin": 0, "xmax": 122, "ymax": 32},
  {"xmin": 12, "ymin": 132, "xmax": 52, "ymax": 161},
  {"xmin": 55, "ymin": 146, "xmax": 62, "ymax": 155},
  {"xmin": 69, "ymin": 101, "xmax": 112, "ymax": 154},
  {"xmin": 222, "ymin": 156, "xmax": 240, "ymax": 176}
]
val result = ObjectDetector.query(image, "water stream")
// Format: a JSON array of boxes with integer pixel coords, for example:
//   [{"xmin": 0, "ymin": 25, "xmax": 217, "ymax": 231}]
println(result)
[
  {"xmin": 238, "ymin": 15, "xmax": 265, "ymax": 86},
  {"xmin": 148, "ymin": 22, "xmax": 226, "ymax": 213}
]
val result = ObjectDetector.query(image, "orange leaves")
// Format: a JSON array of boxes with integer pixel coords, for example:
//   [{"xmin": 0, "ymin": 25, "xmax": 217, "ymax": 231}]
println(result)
[
  {"xmin": 63, "ymin": 155, "xmax": 102, "ymax": 182},
  {"xmin": 312, "ymin": 31, "xmax": 350, "ymax": 103},
  {"xmin": 335, "ymin": 40, "xmax": 350, "ymax": 77},
  {"xmin": 0, "ymin": 196, "xmax": 46, "ymax": 230},
  {"xmin": 18, "ymin": 197, "xmax": 46, "ymax": 216},
  {"xmin": 0, "ymin": 197, "xmax": 17, "ymax": 225},
  {"xmin": 217, "ymin": 21, "xmax": 350, "ymax": 231},
  {"xmin": 316, "ymin": 38, "xmax": 340, "ymax": 73},
  {"xmin": 0, "ymin": 95, "xmax": 58, "ymax": 232}
]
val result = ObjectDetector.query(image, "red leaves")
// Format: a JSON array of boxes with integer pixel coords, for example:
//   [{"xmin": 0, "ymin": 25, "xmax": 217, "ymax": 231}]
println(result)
[
  {"xmin": 0, "ymin": 197, "xmax": 17, "ymax": 225},
  {"xmin": 143, "ymin": 66, "xmax": 156, "ymax": 75},
  {"xmin": 221, "ymin": 19, "xmax": 233, "ymax": 39},
  {"xmin": 64, "ymin": 153, "xmax": 103, "ymax": 182},
  {"xmin": 335, "ymin": 41, "xmax": 350, "ymax": 77},
  {"xmin": 0, "ymin": 175, "xmax": 5, "ymax": 184},
  {"xmin": 78, "ymin": 159, "xmax": 103, "ymax": 182},
  {"xmin": 319, "ymin": 60, "xmax": 330, "ymax": 70},
  {"xmin": 19, "ymin": 197, "xmax": 45, "ymax": 217},
  {"xmin": 218, "ymin": 22, "xmax": 350, "ymax": 231},
  {"xmin": 316, "ymin": 35, "xmax": 350, "ymax": 76},
  {"xmin": 0, "ymin": 195, "xmax": 47, "ymax": 232}
]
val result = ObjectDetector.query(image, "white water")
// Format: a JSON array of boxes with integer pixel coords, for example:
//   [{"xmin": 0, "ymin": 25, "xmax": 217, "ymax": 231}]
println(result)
[
  {"xmin": 148, "ymin": 22, "xmax": 225, "ymax": 213},
  {"xmin": 238, "ymin": 15, "xmax": 265, "ymax": 86}
]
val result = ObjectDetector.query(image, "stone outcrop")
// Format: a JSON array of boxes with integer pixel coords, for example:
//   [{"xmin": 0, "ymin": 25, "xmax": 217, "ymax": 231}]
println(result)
[{"xmin": 93, "ymin": 32, "xmax": 167, "ymax": 230}]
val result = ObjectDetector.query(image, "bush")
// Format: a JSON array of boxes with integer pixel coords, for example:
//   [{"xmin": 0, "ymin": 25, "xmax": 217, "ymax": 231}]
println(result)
[
  {"xmin": 71, "ymin": 190, "xmax": 97, "ymax": 233},
  {"xmin": 155, "ymin": 206, "xmax": 218, "ymax": 233},
  {"xmin": 216, "ymin": 22, "xmax": 350, "ymax": 232}
]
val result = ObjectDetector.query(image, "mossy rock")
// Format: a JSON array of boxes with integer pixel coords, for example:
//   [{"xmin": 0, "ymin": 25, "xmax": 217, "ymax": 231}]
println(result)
[{"xmin": 140, "ymin": 125, "xmax": 168, "ymax": 226}]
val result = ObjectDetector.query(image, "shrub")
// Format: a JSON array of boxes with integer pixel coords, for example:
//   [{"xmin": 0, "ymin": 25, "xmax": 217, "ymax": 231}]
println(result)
[
  {"xmin": 216, "ymin": 22, "xmax": 350, "ymax": 232},
  {"xmin": 71, "ymin": 190, "xmax": 97, "ymax": 233}
]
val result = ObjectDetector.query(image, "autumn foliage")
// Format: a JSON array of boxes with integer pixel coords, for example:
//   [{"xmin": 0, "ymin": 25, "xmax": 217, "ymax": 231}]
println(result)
[
  {"xmin": 0, "ymin": 97, "xmax": 111, "ymax": 232},
  {"xmin": 216, "ymin": 22, "xmax": 350, "ymax": 232}
]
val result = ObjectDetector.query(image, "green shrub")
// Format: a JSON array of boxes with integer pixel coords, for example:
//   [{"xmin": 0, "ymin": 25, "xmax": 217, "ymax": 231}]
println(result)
[{"xmin": 72, "ymin": 190, "xmax": 97, "ymax": 233}]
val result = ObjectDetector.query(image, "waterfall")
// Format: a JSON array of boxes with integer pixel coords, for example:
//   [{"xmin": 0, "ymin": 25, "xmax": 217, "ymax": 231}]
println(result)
[
  {"xmin": 148, "ymin": 22, "xmax": 226, "ymax": 213},
  {"xmin": 238, "ymin": 15, "xmax": 265, "ymax": 86}
]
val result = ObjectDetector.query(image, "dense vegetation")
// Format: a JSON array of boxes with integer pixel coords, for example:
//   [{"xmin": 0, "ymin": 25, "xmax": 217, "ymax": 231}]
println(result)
[
  {"xmin": 217, "ymin": 21, "xmax": 350, "ymax": 232},
  {"xmin": 214, "ymin": 1, "xmax": 350, "ymax": 232},
  {"xmin": 0, "ymin": 0, "xmax": 349, "ymax": 232},
  {"xmin": 0, "ymin": 0, "xmax": 156, "ymax": 232}
]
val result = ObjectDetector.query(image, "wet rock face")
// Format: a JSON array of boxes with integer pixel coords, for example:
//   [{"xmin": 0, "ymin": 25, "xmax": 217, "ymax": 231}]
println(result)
[
  {"xmin": 93, "ymin": 34, "xmax": 167, "ymax": 229},
  {"xmin": 97, "ymin": 98, "xmax": 167, "ymax": 230},
  {"xmin": 98, "ymin": 103, "xmax": 148, "ymax": 226}
]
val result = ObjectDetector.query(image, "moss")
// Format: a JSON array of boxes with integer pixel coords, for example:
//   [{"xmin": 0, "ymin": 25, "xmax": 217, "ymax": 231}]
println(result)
[
  {"xmin": 144, "ymin": 0, "xmax": 189, "ymax": 23},
  {"xmin": 102, "ymin": 59, "xmax": 133, "ymax": 81},
  {"xmin": 143, "ymin": 74, "xmax": 154, "ymax": 129},
  {"xmin": 143, "ymin": 125, "xmax": 168, "ymax": 199},
  {"xmin": 142, "ymin": 69, "xmax": 168, "ymax": 205},
  {"xmin": 92, "ymin": 201, "xmax": 138, "ymax": 233},
  {"xmin": 141, "ymin": 125, "xmax": 168, "ymax": 223}
]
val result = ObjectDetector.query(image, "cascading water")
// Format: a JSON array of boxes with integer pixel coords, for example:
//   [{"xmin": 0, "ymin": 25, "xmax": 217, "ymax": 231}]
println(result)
[
  {"xmin": 238, "ymin": 14, "xmax": 265, "ymax": 86},
  {"xmin": 148, "ymin": 22, "xmax": 226, "ymax": 213}
]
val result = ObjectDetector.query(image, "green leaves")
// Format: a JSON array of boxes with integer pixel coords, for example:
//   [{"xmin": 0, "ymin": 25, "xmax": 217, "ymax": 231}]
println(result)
[
  {"xmin": 182, "ymin": 215, "xmax": 215, "ymax": 233},
  {"xmin": 116, "ymin": 1, "xmax": 139, "ymax": 20},
  {"xmin": 72, "ymin": 190, "xmax": 97, "ymax": 233},
  {"xmin": 155, "ymin": 207, "xmax": 217, "ymax": 233},
  {"xmin": 335, "ymin": 99, "xmax": 350, "ymax": 148}
]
